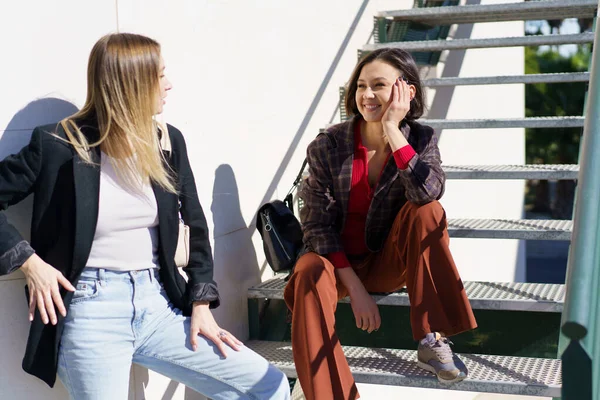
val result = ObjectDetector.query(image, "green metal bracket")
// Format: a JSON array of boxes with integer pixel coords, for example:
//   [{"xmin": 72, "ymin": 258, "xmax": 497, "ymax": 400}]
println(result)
[
  {"xmin": 558, "ymin": 16, "xmax": 597, "ymax": 362},
  {"xmin": 248, "ymin": 298, "xmax": 290, "ymax": 342},
  {"xmin": 248, "ymin": 298, "xmax": 261, "ymax": 340},
  {"xmin": 368, "ymin": 0, "xmax": 459, "ymax": 68}
]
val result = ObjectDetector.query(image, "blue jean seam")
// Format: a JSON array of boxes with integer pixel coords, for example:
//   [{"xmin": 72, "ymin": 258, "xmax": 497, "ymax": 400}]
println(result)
[
  {"xmin": 136, "ymin": 350, "xmax": 259, "ymax": 400},
  {"xmin": 59, "ymin": 349, "xmax": 76, "ymax": 399}
]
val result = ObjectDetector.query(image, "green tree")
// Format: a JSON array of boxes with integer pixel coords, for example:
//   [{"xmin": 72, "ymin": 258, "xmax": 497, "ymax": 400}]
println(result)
[{"xmin": 525, "ymin": 44, "xmax": 590, "ymax": 217}]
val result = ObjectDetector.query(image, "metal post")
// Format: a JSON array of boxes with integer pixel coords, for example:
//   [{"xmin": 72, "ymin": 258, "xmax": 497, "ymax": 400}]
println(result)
[{"xmin": 561, "ymin": 4, "xmax": 600, "ymax": 399}]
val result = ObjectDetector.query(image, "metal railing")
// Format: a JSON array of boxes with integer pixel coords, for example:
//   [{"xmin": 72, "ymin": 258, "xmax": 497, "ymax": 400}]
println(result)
[{"xmin": 561, "ymin": 5, "xmax": 600, "ymax": 399}]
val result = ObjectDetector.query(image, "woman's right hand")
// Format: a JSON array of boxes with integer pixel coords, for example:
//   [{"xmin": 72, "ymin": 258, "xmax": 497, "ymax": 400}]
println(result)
[
  {"xmin": 336, "ymin": 266, "xmax": 381, "ymax": 333},
  {"xmin": 20, "ymin": 254, "xmax": 75, "ymax": 325},
  {"xmin": 381, "ymin": 78, "xmax": 411, "ymax": 128},
  {"xmin": 348, "ymin": 285, "xmax": 381, "ymax": 334}
]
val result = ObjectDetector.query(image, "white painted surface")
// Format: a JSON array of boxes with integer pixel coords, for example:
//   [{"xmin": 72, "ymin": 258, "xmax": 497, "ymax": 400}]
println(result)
[
  {"xmin": 0, "ymin": 2, "xmax": 117, "ymax": 131},
  {"xmin": 0, "ymin": 0, "xmax": 531, "ymax": 398},
  {"xmin": 434, "ymin": 9, "xmax": 527, "ymax": 283},
  {"xmin": 0, "ymin": 279, "xmax": 69, "ymax": 398}
]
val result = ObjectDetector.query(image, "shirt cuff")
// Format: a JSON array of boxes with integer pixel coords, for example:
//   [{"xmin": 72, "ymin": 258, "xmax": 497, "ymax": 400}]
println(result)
[
  {"xmin": 327, "ymin": 251, "xmax": 351, "ymax": 269},
  {"xmin": 393, "ymin": 145, "xmax": 417, "ymax": 170},
  {"xmin": 189, "ymin": 282, "xmax": 220, "ymax": 309},
  {"xmin": 0, "ymin": 240, "xmax": 35, "ymax": 275}
]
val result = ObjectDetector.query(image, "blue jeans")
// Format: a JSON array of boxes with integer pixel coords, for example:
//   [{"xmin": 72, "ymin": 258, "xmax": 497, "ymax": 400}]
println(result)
[{"xmin": 57, "ymin": 268, "xmax": 290, "ymax": 400}]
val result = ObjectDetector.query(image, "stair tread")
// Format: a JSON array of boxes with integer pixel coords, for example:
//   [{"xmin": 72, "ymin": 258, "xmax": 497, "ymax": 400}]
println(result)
[
  {"xmin": 327, "ymin": 117, "xmax": 585, "ymax": 130},
  {"xmin": 247, "ymin": 340, "xmax": 562, "ymax": 397},
  {"xmin": 444, "ymin": 164, "xmax": 578, "ymax": 179},
  {"xmin": 422, "ymin": 72, "xmax": 590, "ymax": 87},
  {"xmin": 419, "ymin": 116, "xmax": 584, "ymax": 129},
  {"xmin": 364, "ymin": 33, "xmax": 594, "ymax": 52},
  {"xmin": 447, "ymin": 218, "xmax": 572, "ymax": 240},
  {"xmin": 377, "ymin": 0, "xmax": 596, "ymax": 25},
  {"xmin": 248, "ymin": 278, "xmax": 565, "ymax": 312}
]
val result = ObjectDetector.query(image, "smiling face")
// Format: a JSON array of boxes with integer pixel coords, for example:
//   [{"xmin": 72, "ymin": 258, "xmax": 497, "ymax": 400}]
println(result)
[
  {"xmin": 354, "ymin": 59, "xmax": 416, "ymax": 123},
  {"xmin": 155, "ymin": 57, "xmax": 172, "ymax": 115}
]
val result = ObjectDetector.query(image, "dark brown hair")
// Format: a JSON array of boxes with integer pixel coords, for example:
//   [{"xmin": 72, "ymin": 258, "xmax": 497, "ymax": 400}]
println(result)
[{"xmin": 345, "ymin": 48, "xmax": 425, "ymax": 121}]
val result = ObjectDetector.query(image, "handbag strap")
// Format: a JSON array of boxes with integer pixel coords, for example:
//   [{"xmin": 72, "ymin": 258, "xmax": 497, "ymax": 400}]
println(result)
[
  {"xmin": 292, "ymin": 158, "xmax": 308, "ymax": 187},
  {"xmin": 286, "ymin": 158, "xmax": 308, "ymax": 198},
  {"xmin": 158, "ymin": 121, "xmax": 172, "ymax": 154},
  {"xmin": 287, "ymin": 130, "xmax": 336, "ymax": 195},
  {"xmin": 285, "ymin": 129, "xmax": 337, "ymax": 201},
  {"xmin": 156, "ymin": 121, "xmax": 185, "ymax": 218}
]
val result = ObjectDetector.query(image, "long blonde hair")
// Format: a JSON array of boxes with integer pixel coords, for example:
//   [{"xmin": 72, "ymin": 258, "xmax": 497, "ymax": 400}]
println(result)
[{"xmin": 61, "ymin": 33, "xmax": 176, "ymax": 193}]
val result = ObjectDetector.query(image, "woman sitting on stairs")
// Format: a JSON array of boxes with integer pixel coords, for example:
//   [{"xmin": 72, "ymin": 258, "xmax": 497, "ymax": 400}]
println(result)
[{"xmin": 284, "ymin": 47, "xmax": 478, "ymax": 400}]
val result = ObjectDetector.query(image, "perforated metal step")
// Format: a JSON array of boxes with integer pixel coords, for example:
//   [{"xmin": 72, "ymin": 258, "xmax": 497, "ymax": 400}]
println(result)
[
  {"xmin": 448, "ymin": 218, "xmax": 572, "ymax": 240},
  {"xmin": 376, "ymin": 0, "xmax": 597, "ymax": 25},
  {"xmin": 363, "ymin": 32, "xmax": 594, "ymax": 52},
  {"xmin": 322, "ymin": 117, "xmax": 583, "ymax": 131},
  {"xmin": 423, "ymin": 72, "xmax": 590, "ymax": 87},
  {"xmin": 246, "ymin": 341, "xmax": 562, "ymax": 397},
  {"xmin": 248, "ymin": 278, "xmax": 565, "ymax": 313},
  {"xmin": 420, "ymin": 116, "xmax": 584, "ymax": 129},
  {"xmin": 444, "ymin": 164, "xmax": 578, "ymax": 180},
  {"xmin": 339, "ymin": 76, "xmax": 588, "ymax": 120}
]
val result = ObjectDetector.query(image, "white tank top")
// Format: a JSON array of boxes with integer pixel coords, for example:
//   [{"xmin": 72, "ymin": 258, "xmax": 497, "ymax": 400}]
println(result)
[{"xmin": 85, "ymin": 153, "xmax": 160, "ymax": 271}]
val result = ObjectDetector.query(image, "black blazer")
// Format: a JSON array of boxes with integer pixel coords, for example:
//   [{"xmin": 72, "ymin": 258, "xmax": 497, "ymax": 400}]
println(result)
[{"xmin": 0, "ymin": 117, "xmax": 219, "ymax": 387}]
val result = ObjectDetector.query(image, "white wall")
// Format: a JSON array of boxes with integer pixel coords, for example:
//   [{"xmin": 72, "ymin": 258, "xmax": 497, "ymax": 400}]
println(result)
[
  {"xmin": 1, "ymin": 2, "xmax": 117, "ymax": 398},
  {"xmin": 430, "ymin": 0, "xmax": 526, "ymax": 283},
  {"xmin": 0, "ymin": 0, "xmax": 527, "ymax": 399}
]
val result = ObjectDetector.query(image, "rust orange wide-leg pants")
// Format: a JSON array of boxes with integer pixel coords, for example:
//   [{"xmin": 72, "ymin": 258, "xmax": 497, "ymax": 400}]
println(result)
[{"xmin": 283, "ymin": 201, "xmax": 477, "ymax": 400}]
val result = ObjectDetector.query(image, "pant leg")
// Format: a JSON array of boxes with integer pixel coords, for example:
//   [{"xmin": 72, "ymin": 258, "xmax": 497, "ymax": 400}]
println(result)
[
  {"xmin": 283, "ymin": 252, "xmax": 359, "ymax": 400},
  {"xmin": 132, "ymin": 270, "xmax": 290, "ymax": 400},
  {"xmin": 57, "ymin": 268, "xmax": 135, "ymax": 400},
  {"xmin": 362, "ymin": 201, "xmax": 477, "ymax": 341}
]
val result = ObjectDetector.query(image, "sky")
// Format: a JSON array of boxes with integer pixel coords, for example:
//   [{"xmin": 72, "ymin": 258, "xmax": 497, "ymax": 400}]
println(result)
[{"xmin": 525, "ymin": 18, "xmax": 585, "ymax": 57}]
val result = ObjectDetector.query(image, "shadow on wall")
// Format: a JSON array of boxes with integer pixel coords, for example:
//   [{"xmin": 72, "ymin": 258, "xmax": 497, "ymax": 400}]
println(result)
[
  {"xmin": 426, "ymin": 0, "xmax": 479, "ymax": 121},
  {"xmin": 209, "ymin": 164, "xmax": 259, "ymax": 339},
  {"xmin": 2, "ymin": 97, "xmax": 79, "ymax": 156},
  {"xmin": 0, "ymin": 98, "xmax": 77, "ymax": 399},
  {"xmin": 252, "ymin": 0, "xmax": 370, "ymax": 226},
  {"xmin": 1, "ymin": 98, "xmax": 79, "ymax": 241},
  {"xmin": 183, "ymin": 165, "xmax": 257, "ymax": 398},
  {"xmin": 427, "ymin": 0, "xmax": 526, "ymax": 281}
]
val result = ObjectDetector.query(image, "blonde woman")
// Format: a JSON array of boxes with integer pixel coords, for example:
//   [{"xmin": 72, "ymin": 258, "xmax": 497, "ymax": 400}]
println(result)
[{"xmin": 0, "ymin": 33, "xmax": 289, "ymax": 399}]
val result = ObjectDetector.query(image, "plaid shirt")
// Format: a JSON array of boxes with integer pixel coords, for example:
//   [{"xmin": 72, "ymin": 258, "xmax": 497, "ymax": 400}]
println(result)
[{"xmin": 299, "ymin": 115, "xmax": 445, "ymax": 255}]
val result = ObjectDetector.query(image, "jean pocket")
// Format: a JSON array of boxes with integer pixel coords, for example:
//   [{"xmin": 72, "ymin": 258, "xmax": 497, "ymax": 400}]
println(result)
[{"xmin": 71, "ymin": 279, "xmax": 100, "ymax": 304}]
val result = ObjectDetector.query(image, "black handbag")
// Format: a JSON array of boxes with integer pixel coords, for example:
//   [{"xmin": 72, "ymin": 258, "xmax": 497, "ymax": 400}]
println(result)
[{"xmin": 257, "ymin": 159, "xmax": 308, "ymax": 273}]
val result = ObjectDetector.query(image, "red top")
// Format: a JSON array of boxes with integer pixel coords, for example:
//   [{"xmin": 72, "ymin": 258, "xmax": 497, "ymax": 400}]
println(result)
[{"xmin": 327, "ymin": 124, "xmax": 416, "ymax": 269}]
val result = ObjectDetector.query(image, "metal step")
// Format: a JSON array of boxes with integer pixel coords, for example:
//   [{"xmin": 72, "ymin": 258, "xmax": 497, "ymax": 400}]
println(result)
[
  {"xmin": 420, "ymin": 116, "xmax": 584, "ymax": 129},
  {"xmin": 377, "ymin": 0, "xmax": 597, "ymax": 26},
  {"xmin": 339, "ymin": 74, "xmax": 588, "ymax": 120},
  {"xmin": 248, "ymin": 278, "xmax": 565, "ymax": 313},
  {"xmin": 363, "ymin": 32, "xmax": 594, "ymax": 52},
  {"xmin": 303, "ymin": 164, "xmax": 578, "ymax": 180},
  {"xmin": 247, "ymin": 341, "xmax": 562, "ymax": 397},
  {"xmin": 448, "ymin": 218, "xmax": 572, "ymax": 241},
  {"xmin": 444, "ymin": 164, "xmax": 578, "ymax": 180},
  {"xmin": 322, "ymin": 116, "xmax": 584, "ymax": 131},
  {"xmin": 423, "ymin": 72, "xmax": 590, "ymax": 87}
]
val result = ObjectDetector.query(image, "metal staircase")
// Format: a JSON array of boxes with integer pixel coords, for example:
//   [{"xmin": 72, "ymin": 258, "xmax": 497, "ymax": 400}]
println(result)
[{"xmin": 246, "ymin": 0, "xmax": 598, "ymax": 398}]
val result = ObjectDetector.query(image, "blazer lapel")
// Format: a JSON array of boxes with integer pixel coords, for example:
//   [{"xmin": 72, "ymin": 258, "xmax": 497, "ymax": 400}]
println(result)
[
  {"xmin": 153, "ymin": 150, "xmax": 178, "ymax": 266},
  {"xmin": 369, "ymin": 158, "xmax": 399, "ymax": 212},
  {"xmin": 330, "ymin": 117, "xmax": 357, "ymax": 226},
  {"xmin": 72, "ymin": 145, "xmax": 101, "ymax": 272},
  {"xmin": 367, "ymin": 122, "xmax": 411, "ymax": 218}
]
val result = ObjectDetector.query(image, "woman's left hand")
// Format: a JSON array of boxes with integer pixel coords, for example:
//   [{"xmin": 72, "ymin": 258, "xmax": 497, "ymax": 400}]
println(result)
[
  {"xmin": 381, "ymin": 78, "xmax": 411, "ymax": 127},
  {"xmin": 190, "ymin": 301, "xmax": 243, "ymax": 357}
]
